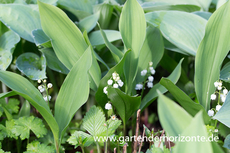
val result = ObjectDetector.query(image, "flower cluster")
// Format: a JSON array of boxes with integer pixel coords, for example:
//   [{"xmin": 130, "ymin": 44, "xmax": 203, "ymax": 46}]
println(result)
[
  {"xmin": 103, "ymin": 72, "xmax": 124, "ymax": 95},
  {"xmin": 208, "ymin": 80, "xmax": 228, "ymax": 117},
  {"xmin": 37, "ymin": 79, "xmax": 53, "ymax": 102},
  {"xmin": 135, "ymin": 61, "xmax": 156, "ymax": 90}
]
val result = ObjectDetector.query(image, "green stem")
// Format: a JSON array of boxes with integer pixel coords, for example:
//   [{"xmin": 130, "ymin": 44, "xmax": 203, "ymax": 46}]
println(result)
[
  {"xmin": 55, "ymin": 140, "xmax": 60, "ymax": 153},
  {"xmin": 123, "ymin": 121, "xmax": 126, "ymax": 136},
  {"xmin": 214, "ymin": 119, "xmax": 218, "ymax": 129},
  {"xmin": 44, "ymin": 84, "xmax": 50, "ymax": 108},
  {"xmin": 105, "ymin": 126, "xmax": 108, "ymax": 153},
  {"xmin": 96, "ymin": 141, "xmax": 101, "ymax": 153},
  {"xmin": 80, "ymin": 145, "xmax": 85, "ymax": 153}
]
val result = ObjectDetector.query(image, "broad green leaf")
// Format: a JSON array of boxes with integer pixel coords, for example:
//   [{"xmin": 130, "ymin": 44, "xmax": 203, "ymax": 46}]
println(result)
[
  {"xmin": 77, "ymin": 12, "xmax": 99, "ymax": 33},
  {"xmin": 0, "ymin": 4, "xmax": 41, "ymax": 42},
  {"xmin": 145, "ymin": 11, "xmax": 207, "ymax": 56},
  {"xmin": 0, "ymin": 0, "xmax": 14, "ymax": 4},
  {"xmin": 67, "ymin": 131, "xmax": 93, "ymax": 148},
  {"xmin": 136, "ymin": 26, "xmax": 164, "ymax": 83},
  {"xmin": 0, "ymin": 30, "xmax": 20, "ymax": 70},
  {"xmin": 217, "ymin": 0, "xmax": 228, "ymax": 9},
  {"xmin": 141, "ymin": 2, "xmax": 201, "ymax": 12},
  {"xmin": 0, "ymin": 70, "xmax": 59, "ymax": 142},
  {"xmin": 119, "ymin": 0, "xmax": 146, "ymax": 94},
  {"xmin": 18, "ymin": 100, "xmax": 30, "ymax": 117},
  {"xmin": 16, "ymin": 53, "xmax": 46, "ymax": 80},
  {"xmin": 57, "ymin": 0, "xmax": 96, "ymax": 20},
  {"xmin": 212, "ymin": 141, "xmax": 225, "ymax": 153},
  {"xmin": 223, "ymin": 134, "xmax": 230, "ymax": 149},
  {"xmin": 139, "ymin": 0, "xmax": 211, "ymax": 11},
  {"xmin": 26, "ymin": 0, "xmax": 57, "ymax": 5},
  {"xmin": 195, "ymin": 1, "xmax": 230, "ymax": 111},
  {"xmin": 89, "ymin": 30, "xmax": 121, "ymax": 46},
  {"xmin": 140, "ymin": 59, "xmax": 183, "ymax": 110},
  {"xmin": 94, "ymin": 3, "xmax": 113, "ymax": 29},
  {"xmin": 0, "ymin": 91, "xmax": 17, "ymax": 99},
  {"xmin": 32, "ymin": 29, "xmax": 51, "ymax": 47},
  {"xmin": 0, "ymin": 105, "xmax": 3, "ymax": 117},
  {"xmin": 163, "ymin": 38, "xmax": 190, "ymax": 56},
  {"xmin": 40, "ymin": 48, "xmax": 69, "ymax": 74},
  {"xmin": 54, "ymin": 47, "xmax": 92, "ymax": 139},
  {"xmin": 220, "ymin": 62, "xmax": 230, "ymax": 83},
  {"xmin": 82, "ymin": 106, "xmax": 106, "ymax": 136},
  {"xmin": 157, "ymin": 92, "xmax": 193, "ymax": 137},
  {"xmin": 12, "ymin": 116, "xmax": 47, "ymax": 140},
  {"xmin": 193, "ymin": 11, "xmax": 212, "ymax": 20},
  {"xmin": 173, "ymin": 112, "xmax": 212, "ymax": 153},
  {"xmin": 160, "ymin": 78, "xmax": 210, "ymax": 124},
  {"xmin": 95, "ymin": 50, "xmax": 130, "ymax": 110},
  {"xmin": 25, "ymin": 141, "xmax": 55, "ymax": 153},
  {"xmin": 107, "ymin": 87, "xmax": 141, "ymax": 125},
  {"xmin": 213, "ymin": 92, "xmax": 230, "ymax": 127},
  {"xmin": 99, "ymin": 26, "xmax": 123, "ymax": 63},
  {"xmin": 38, "ymin": 1, "xmax": 100, "ymax": 91}
]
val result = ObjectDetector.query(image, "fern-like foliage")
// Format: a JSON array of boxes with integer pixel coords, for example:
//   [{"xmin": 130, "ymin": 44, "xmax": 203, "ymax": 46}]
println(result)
[{"xmin": 24, "ymin": 141, "xmax": 55, "ymax": 153}]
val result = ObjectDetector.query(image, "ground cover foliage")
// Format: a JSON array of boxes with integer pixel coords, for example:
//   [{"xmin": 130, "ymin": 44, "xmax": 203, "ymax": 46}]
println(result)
[{"xmin": 0, "ymin": 0, "xmax": 230, "ymax": 152}]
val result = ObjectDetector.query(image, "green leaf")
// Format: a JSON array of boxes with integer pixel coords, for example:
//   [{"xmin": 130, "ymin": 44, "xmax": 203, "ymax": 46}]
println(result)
[
  {"xmin": 0, "ymin": 4, "xmax": 41, "ymax": 42},
  {"xmin": 223, "ymin": 134, "xmax": 230, "ymax": 149},
  {"xmin": 193, "ymin": 11, "xmax": 212, "ymax": 20},
  {"xmin": 0, "ymin": 105, "xmax": 3, "ymax": 117},
  {"xmin": 160, "ymin": 78, "xmax": 210, "ymax": 124},
  {"xmin": 0, "ymin": 98, "xmax": 20, "ymax": 114},
  {"xmin": 141, "ymin": 2, "xmax": 201, "ymax": 12},
  {"xmin": 173, "ymin": 112, "xmax": 212, "ymax": 153},
  {"xmin": 32, "ymin": 29, "xmax": 51, "ymax": 47},
  {"xmin": 0, "ymin": 0, "xmax": 14, "ymax": 4},
  {"xmin": 213, "ymin": 93, "xmax": 230, "ymax": 127},
  {"xmin": 195, "ymin": 1, "xmax": 230, "ymax": 111},
  {"xmin": 57, "ymin": 0, "xmax": 95, "ymax": 20},
  {"xmin": 18, "ymin": 100, "xmax": 31, "ymax": 117},
  {"xmin": 38, "ymin": 1, "xmax": 100, "ymax": 91},
  {"xmin": 99, "ymin": 26, "xmax": 123, "ymax": 63},
  {"xmin": 94, "ymin": 2, "xmax": 113, "ymax": 29},
  {"xmin": 77, "ymin": 12, "xmax": 99, "ymax": 33},
  {"xmin": 107, "ymin": 87, "xmax": 141, "ymax": 125},
  {"xmin": 89, "ymin": 30, "xmax": 122, "ymax": 46},
  {"xmin": 140, "ymin": 59, "xmax": 183, "ymax": 110},
  {"xmin": 5, "ymin": 120, "xmax": 17, "ymax": 139},
  {"xmin": 211, "ymin": 141, "xmax": 225, "ymax": 153},
  {"xmin": 105, "ymin": 118, "xmax": 122, "ymax": 136},
  {"xmin": 0, "ymin": 125, "xmax": 7, "ymax": 141},
  {"xmin": 40, "ymin": 48, "xmax": 69, "ymax": 74},
  {"xmin": 220, "ymin": 62, "xmax": 230, "ymax": 83},
  {"xmin": 26, "ymin": 0, "xmax": 57, "ymax": 5},
  {"xmin": 25, "ymin": 141, "xmax": 55, "ymax": 153},
  {"xmin": 119, "ymin": 0, "xmax": 146, "ymax": 94},
  {"xmin": 0, "ymin": 91, "xmax": 17, "ymax": 99},
  {"xmin": 136, "ymin": 26, "xmax": 164, "ymax": 83},
  {"xmin": 0, "ymin": 70, "xmax": 59, "ymax": 142},
  {"xmin": 67, "ymin": 131, "xmax": 93, "ymax": 148},
  {"xmin": 95, "ymin": 50, "xmax": 131, "ymax": 110},
  {"xmin": 157, "ymin": 92, "xmax": 193, "ymax": 137},
  {"xmin": 145, "ymin": 11, "xmax": 207, "ymax": 56},
  {"xmin": 82, "ymin": 106, "xmax": 106, "ymax": 136},
  {"xmin": 54, "ymin": 47, "xmax": 92, "ymax": 139},
  {"xmin": 0, "ymin": 30, "xmax": 20, "ymax": 70},
  {"xmin": 16, "ymin": 52, "xmax": 46, "ymax": 80},
  {"xmin": 12, "ymin": 116, "xmax": 47, "ymax": 140}
]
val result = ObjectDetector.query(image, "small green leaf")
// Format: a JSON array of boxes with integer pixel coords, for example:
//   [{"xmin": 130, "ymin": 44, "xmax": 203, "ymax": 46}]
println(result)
[
  {"xmin": 32, "ymin": 29, "xmax": 51, "ymax": 47},
  {"xmin": 16, "ymin": 53, "xmax": 46, "ymax": 80},
  {"xmin": 160, "ymin": 78, "xmax": 210, "ymax": 124},
  {"xmin": 107, "ymin": 87, "xmax": 141, "ymax": 125},
  {"xmin": 157, "ymin": 92, "xmax": 193, "ymax": 137},
  {"xmin": 5, "ymin": 120, "xmax": 17, "ymax": 139},
  {"xmin": 0, "ymin": 4, "xmax": 41, "ymax": 42},
  {"xmin": 67, "ymin": 131, "xmax": 93, "ymax": 148},
  {"xmin": 195, "ymin": 1, "xmax": 230, "ymax": 111},
  {"xmin": 89, "ymin": 30, "xmax": 122, "ymax": 46},
  {"xmin": 140, "ymin": 59, "xmax": 183, "ymax": 110},
  {"xmin": 82, "ymin": 106, "xmax": 106, "ymax": 136},
  {"xmin": 0, "ymin": 98, "xmax": 20, "ymax": 114},
  {"xmin": 213, "ymin": 93, "xmax": 230, "ymax": 127},
  {"xmin": 18, "ymin": 100, "xmax": 30, "ymax": 117},
  {"xmin": 40, "ymin": 48, "xmax": 69, "ymax": 74},
  {"xmin": 0, "ymin": 125, "xmax": 7, "ymax": 141},
  {"xmin": 24, "ymin": 141, "xmax": 55, "ymax": 153},
  {"xmin": 220, "ymin": 62, "xmax": 230, "ymax": 83},
  {"xmin": 12, "ymin": 116, "xmax": 47, "ymax": 140},
  {"xmin": 0, "ymin": 30, "xmax": 20, "ymax": 70}
]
